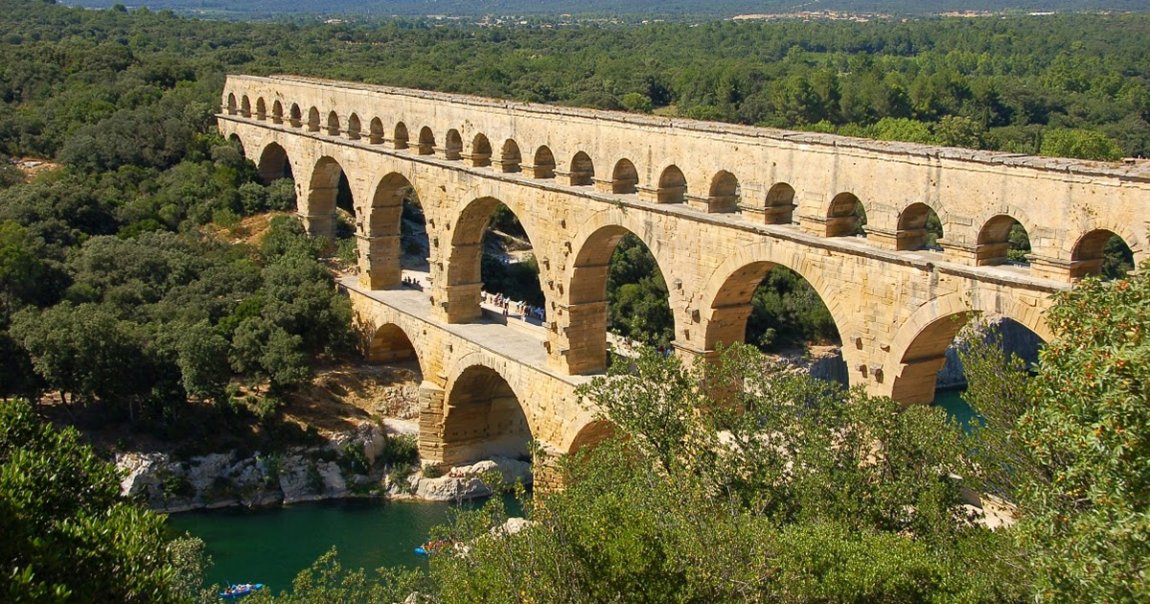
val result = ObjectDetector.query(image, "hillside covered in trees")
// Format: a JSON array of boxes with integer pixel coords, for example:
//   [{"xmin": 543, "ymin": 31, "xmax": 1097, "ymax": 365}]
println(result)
[{"xmin": 64, "ymin": 0, "xmax": 1150, "ymax": 20}]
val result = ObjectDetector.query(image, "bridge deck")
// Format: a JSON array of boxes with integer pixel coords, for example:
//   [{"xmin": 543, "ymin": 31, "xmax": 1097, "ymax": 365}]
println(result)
[{"xmin": 339, "ymin": 274, "xmax": 592, "ymax": 387}]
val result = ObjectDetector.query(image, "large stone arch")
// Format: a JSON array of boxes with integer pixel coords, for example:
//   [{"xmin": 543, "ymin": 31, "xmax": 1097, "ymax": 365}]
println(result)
[
  {"xmin": 438, "ymin": 362, "xmax": 533, "ymax": 467},
  {"xmin": 694, "ymin": 241, "xmax": 851, "ymax": 366},
  {"xmin": 302, "ymin": 155, "xmax": 350, "ymax": 239},
  {"xmin": 885, "ymin": 291, "xmax": 1052, "ymax": 404},
  {"xmin": 256, "ymin": 140, "xmax": 294, "ymax": 184},
  {"xmin": 358, "ymin": 169, "xmax": 423, "ymax": 289},
  {"xmin": 441, "ymin": 195, "xmax": 544, "ymax": 323},
  {"xmin": 561, "ymin": 209, "xmax": 680, "ymax": 374}
]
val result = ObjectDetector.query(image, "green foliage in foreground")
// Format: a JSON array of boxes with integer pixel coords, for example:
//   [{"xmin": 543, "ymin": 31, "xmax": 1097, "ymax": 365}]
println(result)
[
  {"xmin": 0, "ymin": 400, "xmax": 206, "ymax": 603},
  {"xmin": 960, "ymin": 260, "xmax": 1150, "ymax": 603},
  {"xmin": 427, "ymin": 347, "xmax": 1018, "ymax": 603}
]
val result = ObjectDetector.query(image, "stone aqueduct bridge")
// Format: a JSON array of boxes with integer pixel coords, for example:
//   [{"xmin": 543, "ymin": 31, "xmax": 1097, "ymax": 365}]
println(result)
[{"xmin": 219, "ymin": 75, "xmax": 1150, "ymax": 470}]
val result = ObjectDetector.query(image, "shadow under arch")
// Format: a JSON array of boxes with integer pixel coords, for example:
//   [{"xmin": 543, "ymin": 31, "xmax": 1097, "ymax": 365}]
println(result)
[
  {"xmin": 304, "ymin": 155, "xmax": 353, "ymax": 239},
  {"xmin": 257, "ymin": 141, "xmax": 294, "ymax": 183},
  {"xmin": 976, "ymin": 213, "xmax": 1031, "ymax": 266},
  {"xmin": 565, "ymin": 419, "xmax": 615, "ymax": 455},
  {"xmin": 887, "ymin": 293, "xmax": 1051, "ymax": 405},
  {"xmin": 440, "ymin": 364, "xmax": 532, "ymax": 467},
  {"xmin": 611, "ymin": 158, "xmax": 638, "ymax": 194},
  {"xmin": 365, "ymin": 323, "xmax": 425, "ymax": 377},
  {"xmin": 897, "ymin": 202, "xmax": 943, "ymax": 251},
  {"xmin": 827, "ymin": 192, "xmax": 866, "ymax": 237},
  {"xmin": 1071, "ymin": 228, "xmax": 1136, "ymax": 280}
]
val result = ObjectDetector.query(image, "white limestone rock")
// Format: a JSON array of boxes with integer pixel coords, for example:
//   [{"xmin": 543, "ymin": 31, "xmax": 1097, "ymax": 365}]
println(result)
[
  {"xmin": 411, "ymin": 457, "xmax": 532, "ymax": 501},
  {"xmin": 278, "ymin": 454, "xmax": 325, "ymax": 504}
]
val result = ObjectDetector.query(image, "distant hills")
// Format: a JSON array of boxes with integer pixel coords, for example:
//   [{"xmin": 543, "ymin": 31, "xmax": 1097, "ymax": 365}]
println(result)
[{"xmin": 60, "ymin": 0, "xmax": 1150, "ymax": 19}]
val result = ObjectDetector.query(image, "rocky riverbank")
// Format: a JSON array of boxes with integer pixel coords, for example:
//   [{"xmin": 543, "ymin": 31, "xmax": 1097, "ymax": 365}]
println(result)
[{"xmin": 116, "ymin": 419, "xmax": 532, "ymax": 513}]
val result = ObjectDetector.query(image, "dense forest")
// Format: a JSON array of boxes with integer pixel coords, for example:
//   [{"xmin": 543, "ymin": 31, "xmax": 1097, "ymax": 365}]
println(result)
[
  {"xmin": 3, "ymin": 1, "xmax": 1150, "ymax": 601},
  {"xmin": 64, "ymin": 0, "xmax": 1150, "ymax": 20}
]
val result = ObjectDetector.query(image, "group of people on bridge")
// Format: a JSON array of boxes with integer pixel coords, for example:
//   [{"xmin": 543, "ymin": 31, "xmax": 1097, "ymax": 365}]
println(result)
[{"xmin": 482, "ymin": 291, "xmax": 545, "ymax": 323}]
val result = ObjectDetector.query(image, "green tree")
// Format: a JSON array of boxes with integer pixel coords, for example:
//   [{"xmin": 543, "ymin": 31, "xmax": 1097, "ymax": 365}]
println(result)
[
  {"xmin": 1039, "ymin": 128, "xmax": 1123, "ymax": 161},
  {"xmin": 963, "ymin": 261, "xmax": 1150, "ymax": 602},
  {"xmin": 0, "ymin": 399, "xmax": 205, "ymax": 603}
]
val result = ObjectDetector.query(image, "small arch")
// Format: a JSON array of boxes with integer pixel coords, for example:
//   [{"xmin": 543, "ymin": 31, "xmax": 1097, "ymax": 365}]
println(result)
[
  {"xmin": 444, "ymin": 129, "xmax": 463, "ymax": 160},
  {"xmin": 289, "ymin": 103, "xmax": 302, "ymax": 127},
  {"xmin": 417, "ymin": 126, "xmax": 435, "ymax": 155},
  {"xmin": 225, "ymin": 93, "xmax": 237, "ymax": 115},
  {"xmin": 763, "ymin": 183, "xmax": 796, "ymax": 224},
  {"xmin": 326, "ymin": 111, "xmax": 341, "ymax": 136},
  {"xmin": 257, "ymin": 142, "xmax": 293, "ymax": 183},
  {"xmin": 307, "ymin": 107, "xmax": 321, "ymax": 132},
  {"xmin": 656, "ymin": 165, "xmax": 687, "ymax": 204},
  {"xmin": 897, "ymin": 203, "xmax": 944, "ymax": 251},
  {"xmin": 227, "ymin": 133, "xmax": 244, "ymax": 150},
  {"xmin": 240, "ymin": 95, "xmax": 251, "ymax": 118},
  {"xmin": 255, "ymin": 97, "xmax": 267, "ymax": 120},
  {"xmin": 498, "ymin": 139, "xmax": 522, "ymax": 173},
  {"xmin": 441, "ymin": 365, "xmax": 532, "ymax": 466},
  {"xmin": 369, "ymin": 117, "xmax": 385, "ymax": 144},
  {"xmin": 568, "ymin": 151, "xmax": 595, "ymax": 186},
  {"xmin": 393, "ymin": 122, "xmax": 409, "ymax": 150},
  {"xmin": 532, "ymin": 146, "xmax": 556, "ymax": 179},
  {"xmin": 470, "ymin": 133, "xmax": 492, "ymax": 167},
  {"xmin": 707, "ymin": 170, "xmax": 739, "ymax": 213},
  {"xmin": 367, "ymin": 323, "xmax": 421, "ymax": 369},
  {"xmin": 977, "ymin": 215, "xmax": 1030, "ymax": 266},
  {"xmin": 611, "ymin": 159, "xmax": 638, "ymax": 194},
  {"xmin": 347, "ymin": 113, "xmax": 362, "ymax": 140},
  {"xmin": 1071, "ymin": 229, "xmax": 1134, "ymax": 280},
  {"xmin": 272, "ymin": 100, "xmax": 284, "ymax": 124},
  {"xmin": 826, "ymin": 192, "xmax": 866, "ymax": 237}
]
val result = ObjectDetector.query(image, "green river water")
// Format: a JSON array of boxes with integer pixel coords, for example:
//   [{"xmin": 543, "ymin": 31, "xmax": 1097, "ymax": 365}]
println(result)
[
  {"xmin": 168, "ymin": 496, "xmax": 521, "ymax": 592},
  {"xmin": 171, "ymin": 393, "xmax": 977, "ymax": 593}
]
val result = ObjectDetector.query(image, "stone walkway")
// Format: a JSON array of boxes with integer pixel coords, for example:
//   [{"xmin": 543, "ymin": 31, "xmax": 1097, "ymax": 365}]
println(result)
[{"xmin": 339, "ymin": 273, "xmax": 592, "ymax": 386}]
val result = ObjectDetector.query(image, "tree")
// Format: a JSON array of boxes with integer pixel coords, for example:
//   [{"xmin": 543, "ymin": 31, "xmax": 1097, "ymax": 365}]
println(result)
[
  {"xmin": 962, "ymin": 261, "xmax": 1150, "ymax": 602},
  {"xmin": 0, "ymin": 399, "xmax": 205, "ymax": 603},
  {"xmin": 1039, "ymin": 127, "xmax": 1123, "ymax": 161}
]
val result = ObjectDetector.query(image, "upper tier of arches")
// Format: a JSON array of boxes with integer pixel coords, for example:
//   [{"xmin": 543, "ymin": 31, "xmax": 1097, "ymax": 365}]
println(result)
[{"xmin": 224, "ymin": 78, "xmax": 1148, "ymax": 284}]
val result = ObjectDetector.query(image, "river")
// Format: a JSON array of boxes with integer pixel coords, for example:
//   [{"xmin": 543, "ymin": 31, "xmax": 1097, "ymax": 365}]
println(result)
[{"xmin": 168, "ymin": 496, "xmax": 521, "ymax": 592}]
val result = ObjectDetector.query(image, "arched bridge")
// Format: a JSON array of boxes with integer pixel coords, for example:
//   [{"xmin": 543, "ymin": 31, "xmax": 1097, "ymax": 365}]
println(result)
[{"xmin": 219, "ymin": 74, "xmax": 1150, "ymax": 472}]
